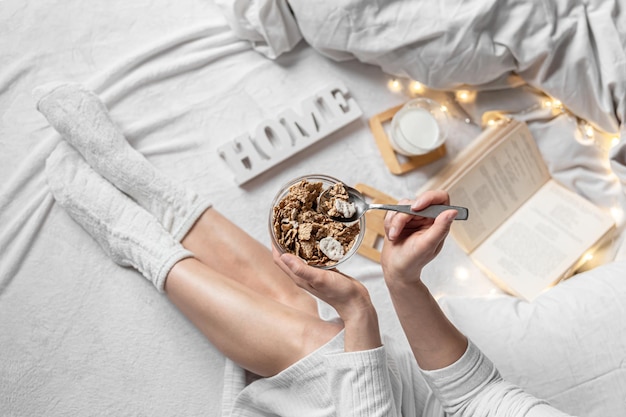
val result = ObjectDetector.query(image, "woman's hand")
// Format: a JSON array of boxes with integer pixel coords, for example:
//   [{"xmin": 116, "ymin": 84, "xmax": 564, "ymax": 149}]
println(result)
[
  {"xmin": 273, "ymin": 247, "xmax": 373, "ymax": 320},
  {"xmin": 273, "ymin": 247, "xmax": 381, "ymax": 351},
  {"xmin": 381, "ymin": 190, "xmax": 457, "ymax": 287},
  {"xmin": 380, "ymin": 190, "xmax": 469, "ymax": 370}
]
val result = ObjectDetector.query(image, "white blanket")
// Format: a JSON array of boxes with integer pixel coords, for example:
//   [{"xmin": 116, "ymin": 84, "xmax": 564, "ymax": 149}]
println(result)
[
  {"xmin": 2, "ymin": 1, "xmax": 625, "ymax": 416},
  {"xmin": 290, "ymin": 0, "xmax": 626, "ymax": 132}
]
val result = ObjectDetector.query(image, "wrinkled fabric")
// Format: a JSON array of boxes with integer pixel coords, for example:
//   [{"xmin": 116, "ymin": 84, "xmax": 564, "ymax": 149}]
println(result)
[
  {"xmin": 3, "ymin": 1, "xmax": 626, "ymax": 415},
  {"xmin": 290, "ymin": 0, "xmax": 626, "ymax": 135},
  {"xmin": 220, "ymin": 0, "xmax": 626, "ymax": 134},
  {"xmin": 220, "ymin": 0, "xmax": 626, "ymax": 203},
  {"xmin": 215, "ymin": 0, "xmax": 302, "ymax": 58}
]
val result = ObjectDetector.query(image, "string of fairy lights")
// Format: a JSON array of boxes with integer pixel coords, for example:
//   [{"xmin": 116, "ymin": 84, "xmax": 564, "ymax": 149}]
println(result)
[
  {"xmin": 387, "ymin": 77, "xmax": 621, "ymax": 151},
  {"xmin": 386, "ymin": 77, "xmax": 624, "ymax": 289}
]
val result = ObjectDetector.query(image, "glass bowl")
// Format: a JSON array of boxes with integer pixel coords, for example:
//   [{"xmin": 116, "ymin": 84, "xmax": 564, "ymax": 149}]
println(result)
[{"xmin": 269, "ymin": 174, "xmax": 366, "ymax": 269}]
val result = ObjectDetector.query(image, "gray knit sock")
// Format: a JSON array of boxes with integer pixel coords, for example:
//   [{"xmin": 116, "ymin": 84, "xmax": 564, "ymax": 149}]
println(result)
[
  {"xmin": 35, "ymin": 82, "xmax": 212, "ymax": 241},
  {"xmin": 45, "ymin": 141, "xmax": 193, "ymax": 292}
]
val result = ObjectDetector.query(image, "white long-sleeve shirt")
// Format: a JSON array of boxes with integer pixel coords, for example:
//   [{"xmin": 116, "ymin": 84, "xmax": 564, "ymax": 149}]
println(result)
[
  {"xmin": 224, "ymin": 332, "xmax": 572, "ymax": 417},
  {"xmin": 420, "ymin": 341, "xmax": 574, "ymax": 417}
]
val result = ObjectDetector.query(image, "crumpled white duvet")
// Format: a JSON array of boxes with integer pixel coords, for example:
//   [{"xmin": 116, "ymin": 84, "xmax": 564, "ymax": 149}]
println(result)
[
  {"xmin": 221, "ymin": 0, "xmax": 626, "ymax": 178},
  {"xmin": 294, "ymin": 1, "xmax": 625, "ymax": 129}
]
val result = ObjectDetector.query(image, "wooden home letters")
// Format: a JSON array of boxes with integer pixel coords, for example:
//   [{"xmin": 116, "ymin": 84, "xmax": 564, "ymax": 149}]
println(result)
[{"xmin": 218, "ymin": 82, "xmax": 362, "ymax": 184}]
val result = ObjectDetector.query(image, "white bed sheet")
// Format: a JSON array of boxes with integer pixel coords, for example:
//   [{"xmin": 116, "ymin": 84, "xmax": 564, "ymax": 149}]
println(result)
[{"xmin": 1, "ymin": 1, "xmax": 625, "ymax": 416}]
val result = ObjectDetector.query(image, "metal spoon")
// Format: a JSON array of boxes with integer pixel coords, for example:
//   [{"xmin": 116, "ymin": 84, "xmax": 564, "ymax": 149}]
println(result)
[{"xmin": 319, "ymin": 184, "xmax": 469, "ymax": 223}]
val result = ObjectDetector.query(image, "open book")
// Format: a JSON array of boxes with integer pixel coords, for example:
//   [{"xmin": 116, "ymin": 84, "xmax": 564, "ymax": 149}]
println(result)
[{"xmin": 422, "ymin": 119, "xmax": 615, "ymax": 300}]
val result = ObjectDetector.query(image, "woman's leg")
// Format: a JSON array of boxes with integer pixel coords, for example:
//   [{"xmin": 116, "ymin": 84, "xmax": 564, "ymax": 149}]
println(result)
[
  {"xmin": 45, "ymin": 143, "xmax": 342, "ymax": 377},
  {"xmin": 35, "ymin": 82, "xmax": 212, "ymax": 242},
  {"xmin": 36, "ymin": 82, "xmax": 318, "ymax": 315},
  {"xmin": 181, "ymin": 208, "xmax": 319, "ymax": 316},
  {"xmin": 165, "ymin": 257, "xmax": 341, "ymax": 376}
]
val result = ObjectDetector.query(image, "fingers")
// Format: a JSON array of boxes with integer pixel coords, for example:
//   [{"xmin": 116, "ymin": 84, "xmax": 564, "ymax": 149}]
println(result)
[
  {"xmin": 411, "ymin": 189, "xmax": 450, "ymax": 210},
  {"xmin": 273, "ymin": 250, "xmax": 309, "ymax": 285},
  {"xmin": 272, "ymin": 246, "xmax": 309, "ymax": 285},
  {"xmin": 276, "ymin": 251, "xmax": 375, "ymax": 322},
  {"xmin": 419, "ymin": 209, "xmax": 456, "ymax": 248},
  {"xmin": 277, "ymin": 252, "xmax": 330, "ymax": 292},
  {"xmin": 272, "ymin": 245, "xmax": 293, "ymax": 276},
  {"xmin": 384, "ymin": 198, "xmax": 414, "ymax": 241},
  {"xmin": 280, "ymin": 253, "xmax": 316, "ymax": 282},
  {"xmin": 385, "ymin": 190, "xmax": 452, "ymax": 241}
]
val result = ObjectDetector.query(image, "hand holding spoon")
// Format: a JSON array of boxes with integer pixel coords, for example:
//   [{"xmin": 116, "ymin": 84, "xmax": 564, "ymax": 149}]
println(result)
[{"xmin": 319, "ymin": 184, "xmax": 469, "ymax": 223}]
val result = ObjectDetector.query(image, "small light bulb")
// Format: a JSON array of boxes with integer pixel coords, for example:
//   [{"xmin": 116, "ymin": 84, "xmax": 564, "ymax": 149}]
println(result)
[
  {"xmin": 543, "ymin": 99, "xmax": 553, "ymax": 108},
  {"xmin": 440, "ymin": 105, "xmax": 448, "ymax": 112},
  {"xmin": 552, "ymin": 99, "xmax": 562, "ymax": 108},
  {"xmin": 611, "ymin": 136, "xmax": 620, "ymax": 147},
  {"xmin": 455, "ymin": 90, "xmax": 475, "ymax": 103},
  {"xmin": 583, "ymin": 252, "xmax": 594, "ymax": 262},
  {"xmin": 410, "ymin": 81, "xmax": 425, "ymax": 94},
  {"xmin": 487, "ymin": 119, "xmax": 496, "ymax": 126},
  {"xmin": 610, "ymin": 206, "xmax": 623, "ymax": 224},
  {"xmin": 575, "ymin": 119, "xmax": 596, "ymax": 145},
  {"xmin": 388, "ymin": 78, "xmax": 402, "ymax": 92},
  {"xmin": 455, "ymin": 267, "xmax": 469, "ymax": 281}
]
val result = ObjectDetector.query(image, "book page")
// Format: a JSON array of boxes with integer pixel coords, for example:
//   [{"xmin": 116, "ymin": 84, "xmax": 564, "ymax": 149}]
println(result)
[
  {"xmin": 422, "ymin": 121, "xmax": 513, "ymax": 192},
  {"xmin": 447, "ymin": 122, "xmax": 551, "ymax": 252},
  {"xmin": 470, "ymin": 180, "xmax": 615, "ymax": 300}
]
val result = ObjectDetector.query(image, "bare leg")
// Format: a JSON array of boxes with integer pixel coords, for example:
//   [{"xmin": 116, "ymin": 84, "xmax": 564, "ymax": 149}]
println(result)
[
  {"xmin": 181, "ymin": 208, "xmax": 319, "ymax": 316},
  {"xmin": 39, "ymin": 84, "xmax": 346, "ymax": 379},
  {"xmin": 35, "ymin": 83, "xmax": 317, "ymax": 317},
  {"xmin": 45, "ymin": 144, "xmax": 342, "ymax": 377},
  {"xmin": 165, "ymin": 257, "xmax": 342, "ymax": 377}
]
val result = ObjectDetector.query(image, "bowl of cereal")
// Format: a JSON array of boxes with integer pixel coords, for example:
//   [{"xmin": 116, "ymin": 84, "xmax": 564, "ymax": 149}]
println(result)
[{"xmin": 269, "ymin": 174, "xmax": 365, "ymax": 269}]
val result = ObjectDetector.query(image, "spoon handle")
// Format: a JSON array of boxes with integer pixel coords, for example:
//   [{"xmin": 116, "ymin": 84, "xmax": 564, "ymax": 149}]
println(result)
[{"xmin": 369, "ymin": 204, "xmax": 469, "ymax": 220}]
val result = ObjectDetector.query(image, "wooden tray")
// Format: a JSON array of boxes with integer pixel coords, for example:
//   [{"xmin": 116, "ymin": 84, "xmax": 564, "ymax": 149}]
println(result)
[{"xmin": 354, "ymin": 183, "xmax": 397, "ymax": 263}]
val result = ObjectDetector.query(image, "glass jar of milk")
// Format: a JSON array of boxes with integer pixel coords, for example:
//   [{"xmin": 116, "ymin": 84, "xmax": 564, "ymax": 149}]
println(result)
[{"xmin": 389, "ymin": 98, "xmax": 449, "ymax": 156}]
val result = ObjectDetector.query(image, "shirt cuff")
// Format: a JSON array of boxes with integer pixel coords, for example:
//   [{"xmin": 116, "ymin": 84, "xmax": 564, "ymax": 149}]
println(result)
[
  {"xmin": 419, "ymin": 339, "xmax": 498, "ymax": 403},
  {"xmin": 324, "ymin": 346, "xmax": 398, "ymax": 417},
  {"xmin": 420, "ymin": 340, "xmax": 551, "ymax": 416}
]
